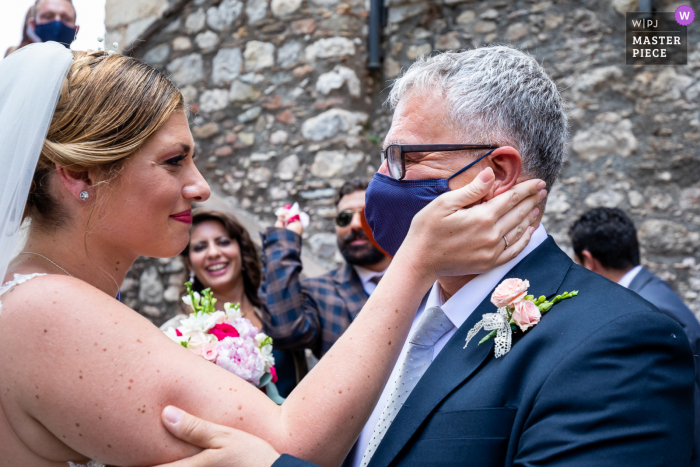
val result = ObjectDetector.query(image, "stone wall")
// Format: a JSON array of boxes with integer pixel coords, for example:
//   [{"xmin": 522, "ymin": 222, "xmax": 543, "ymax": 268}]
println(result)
[{"xmin": 107, "ymin": 0, "xmax": 700, "ymax": 324}]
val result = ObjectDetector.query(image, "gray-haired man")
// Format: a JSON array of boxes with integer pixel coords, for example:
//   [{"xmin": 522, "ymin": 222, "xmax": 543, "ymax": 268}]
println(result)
[{"xmin": 156, "ymin": 45, "xmax": 695, "ymax": 467}]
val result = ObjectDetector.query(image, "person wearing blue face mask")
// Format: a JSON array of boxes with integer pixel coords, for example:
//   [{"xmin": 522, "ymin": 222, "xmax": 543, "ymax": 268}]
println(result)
[
  {"xmin": 5, "ymin": 0, "xmax": 78, "ymax": 57},
  {"xmin": 151, "ymin": 46, "xmax": 695, "ymax": 467}
]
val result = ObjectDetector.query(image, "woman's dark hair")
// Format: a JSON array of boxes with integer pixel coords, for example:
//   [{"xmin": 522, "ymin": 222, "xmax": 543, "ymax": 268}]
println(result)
[{"xmin": 182, "ymin": 209, "xmax": 262, "ymax": 309}]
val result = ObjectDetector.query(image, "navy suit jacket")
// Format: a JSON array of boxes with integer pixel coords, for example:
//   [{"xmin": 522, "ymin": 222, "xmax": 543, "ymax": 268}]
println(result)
[
  {"xmin": 273, "ymin": 238, "xmax": 695, "ymax": 467},
  {"xmin": 629, "ymin": 266, "xmax": 700, "ymax": 466}
]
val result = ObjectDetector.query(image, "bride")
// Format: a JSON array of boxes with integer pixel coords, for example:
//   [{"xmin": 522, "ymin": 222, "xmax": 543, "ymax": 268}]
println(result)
[{"xmin": 0, "ymin": 42, "xmax": 544, "ymax": 467}]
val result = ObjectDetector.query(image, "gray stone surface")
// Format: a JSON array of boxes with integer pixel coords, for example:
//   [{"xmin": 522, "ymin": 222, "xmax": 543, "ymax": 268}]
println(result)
[
  {"xmin": 229, "ymin": 80, "xmax": 262, "ymax": 102},
  {"xmin": 195, "ymin": 30, "xmax": 220, "ymax": 51},
  {"xmin": 238, "ymin": 106, "xmax": 262, "ymax": 122},
  {"xmin": 301, "ymin": 109, "xmax": 368, "ymax": 141},
  {"xmin": 207, "ymin": 0, "xmax": 243, "ymax": 31},
  {"xmin": 185, "ymin": 8, "xmax": 206, "ymax": 33},
  {"xmin": 199, "ymin": 89, "xmax": 230, "ymax": 113},
  {"xmin": 139, "ymin": 266, "xmax": 164, "ymax": 305},
  {"xmin": 305, "ymin": 37, "xmax": 356, "ymax": 62},
  {"xmin": 143, "ymin": 43, "xmax": 170, "ymax": 64},
  {"xmin": 244, "ymin": 41, "xmax": 275, "ymax": 71},
  {"xmin": 316, "ymin": 65, "xmax": 361, "ymax": 97},
  {"xmin": 212, "ymin": 48, "xmax": 242, "ymax": 84},
  {"xmin": 246, "ymin": 0, "xmax": 269, "ymax": 23},
  {"xmin": 277, "ymin": 41, "xmax": 303, "ymax": 68},
  {"xmin": 277, "ymin": 154, "xmax": 300, "ymax": 180},
  {"xmin": 271, "ymin": 0, "xmax": 302, "ymax": 17},
  {"xmin": 166, "ymin": 53, "xmax": 204, "ymax": 85}
]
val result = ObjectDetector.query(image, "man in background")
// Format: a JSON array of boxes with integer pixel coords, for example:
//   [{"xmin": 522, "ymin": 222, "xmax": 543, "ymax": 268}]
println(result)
[
  {"xmin": 5, "ymin": 0, "xmax": 78, "ymax": 57},
  {"xmin": 569, "ymin": 206, "xmax": 700, "ymax": 467},
  {"xmin": 259, "ymin": 178, "xmax": 392, "ymax": 358}
]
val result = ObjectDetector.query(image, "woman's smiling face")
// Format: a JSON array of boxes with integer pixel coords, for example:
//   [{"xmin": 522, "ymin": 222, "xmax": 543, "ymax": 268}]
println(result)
[
  {"xmin": 92, "ymin": 110, "xmax": 210, "ymax": 259},
  {"xmin": 187, "ymin": 220, "xmax": 243, "ymax": 292}
]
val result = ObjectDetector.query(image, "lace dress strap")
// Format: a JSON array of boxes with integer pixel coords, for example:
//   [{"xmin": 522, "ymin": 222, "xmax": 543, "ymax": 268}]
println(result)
[{"xmin": 0, "ymin": 273, "xmax": 47, "ymax": 315}]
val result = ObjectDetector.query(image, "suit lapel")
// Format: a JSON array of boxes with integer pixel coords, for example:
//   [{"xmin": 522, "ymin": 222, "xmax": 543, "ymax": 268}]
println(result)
[
  {"xmin": 367, "ymin": 237, "xmax": 572, "ymax": 467},
  {"xmin": 334, "ymin": 263, "xmax": 368, "ymax": 322}
]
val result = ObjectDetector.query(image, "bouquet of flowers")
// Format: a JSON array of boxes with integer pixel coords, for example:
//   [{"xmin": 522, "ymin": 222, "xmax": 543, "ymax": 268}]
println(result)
[{"xmin": 164, "ymin": 282, "xmax": 284, "ymax": 403}]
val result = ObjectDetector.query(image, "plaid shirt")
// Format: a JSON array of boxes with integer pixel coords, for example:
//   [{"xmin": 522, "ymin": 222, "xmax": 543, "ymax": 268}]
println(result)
[{"xmin": 259, "ymin": 227, "xmax": 369, "ymax": 358}]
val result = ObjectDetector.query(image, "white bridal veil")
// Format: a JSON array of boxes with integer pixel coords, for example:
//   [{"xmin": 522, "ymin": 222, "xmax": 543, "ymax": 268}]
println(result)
[{"xmin": 0, "ymin": 42, "xmax": 73, "ymax": 283}]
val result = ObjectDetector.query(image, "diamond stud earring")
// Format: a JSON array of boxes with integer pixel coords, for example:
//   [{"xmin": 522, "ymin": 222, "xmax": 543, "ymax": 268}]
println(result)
[
  {"xmin": 79, "ymin": 191, "xmax": 89, "ymax": 201},
  {"xmin": 189, "ymin": 270, "xmax": 195, "ymax": 283}
]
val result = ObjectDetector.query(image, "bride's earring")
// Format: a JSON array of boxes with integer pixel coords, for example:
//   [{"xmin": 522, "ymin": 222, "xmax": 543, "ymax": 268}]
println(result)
[
  {"xmin": 189, "ymin": 270, "xmax": 195, "ymax": 283},
  {"xmin": 79, "ymin": 190, "xmax": 89, "ymax": 201}
]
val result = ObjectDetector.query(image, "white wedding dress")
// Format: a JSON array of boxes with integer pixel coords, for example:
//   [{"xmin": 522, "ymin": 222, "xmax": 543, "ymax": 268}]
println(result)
[{"xmin": 0, "ymin": 274, "xmax": 106, "ymax": 467}]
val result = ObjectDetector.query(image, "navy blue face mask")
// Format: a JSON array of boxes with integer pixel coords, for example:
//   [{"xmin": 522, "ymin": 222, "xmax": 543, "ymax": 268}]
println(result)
[
  {"xmin": 34, "ymin": 21, "xmax": 76, "ymax": 48},
  {"xmin": 364, "ymin": 149, "xmax": 496, "ymax": 257}
]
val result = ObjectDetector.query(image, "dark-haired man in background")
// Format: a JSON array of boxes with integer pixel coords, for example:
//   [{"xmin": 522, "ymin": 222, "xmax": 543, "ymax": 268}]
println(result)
[
  {"xmin": 570, "ymin": 206, "xmax": 700, "ymax": 467},
  {"xmin": 259, "ymin": 178, "xmax": 392, "ymax": 358}
]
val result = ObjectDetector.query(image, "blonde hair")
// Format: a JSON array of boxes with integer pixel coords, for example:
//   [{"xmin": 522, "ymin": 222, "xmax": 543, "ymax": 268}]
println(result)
[{"xmin": 25, "ymin": 50, "xmax": 184, "ymax": 226}]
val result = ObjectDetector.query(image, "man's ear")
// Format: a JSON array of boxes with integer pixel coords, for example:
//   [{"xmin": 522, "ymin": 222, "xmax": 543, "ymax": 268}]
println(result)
[
  {"xmin": 489, "ymin": 146, "xmax": 522, "ymax": 198},
  {"xmin": 55, "ymin": 164, "xmax": 92, "ymax": 202},
  {"xmin": 580, "ymin": 250, "xmax": 603, "ymax": 273}
]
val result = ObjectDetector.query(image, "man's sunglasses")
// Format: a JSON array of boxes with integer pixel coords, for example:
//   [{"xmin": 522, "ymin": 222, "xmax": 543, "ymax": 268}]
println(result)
[
  {"xmin": 335, "ymin": 208, "xmax": 363, "ymax": 227},
  {"xmin": 381, "ymin": 144, "xmax": 499, "ymax": 180}
]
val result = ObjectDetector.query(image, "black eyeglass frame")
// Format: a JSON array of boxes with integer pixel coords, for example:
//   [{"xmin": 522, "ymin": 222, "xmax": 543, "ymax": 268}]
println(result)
[
  {"xmin": 381, "ymin": 144, "xmax": 499, "ymax": 181},
  {"xmin": 335, "ymin": 207, "xmax": 364, "ymax": 227}
]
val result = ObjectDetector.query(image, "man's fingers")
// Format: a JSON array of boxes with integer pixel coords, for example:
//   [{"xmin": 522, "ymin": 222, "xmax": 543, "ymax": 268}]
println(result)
[
  {"xmin": 162, "ymin": 406, "xmax": 223, "ymax": 450},
  {"xmin": 440, "ymin": 167, "xmax": 495, "ymax": 210}
]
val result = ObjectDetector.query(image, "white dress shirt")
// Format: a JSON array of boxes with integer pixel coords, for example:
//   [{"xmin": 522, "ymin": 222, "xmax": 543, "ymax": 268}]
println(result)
[
  {"xmin": 617, "ymin": 265, "xmax": 643, "ymax": 289},
  {"xmin": 349, "ymin": 224, "xmax": 548, "ymax": 467},
  {"xmin": 353, "ymin": 265, "xmax": 387, "ymax": 296}
]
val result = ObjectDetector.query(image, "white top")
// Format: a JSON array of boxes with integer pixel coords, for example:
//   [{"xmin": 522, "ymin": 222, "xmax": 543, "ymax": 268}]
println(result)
[
  {"xmin": 617, "ymin": 265, "xmax": 643, "ymax": 289},
  {"xmin": 353, "ymin": 265, "xmax": 388, "ymax": 296},
  {"xmin": 349, "ymin": 224, "xmax": 548, "ymax": 467}
]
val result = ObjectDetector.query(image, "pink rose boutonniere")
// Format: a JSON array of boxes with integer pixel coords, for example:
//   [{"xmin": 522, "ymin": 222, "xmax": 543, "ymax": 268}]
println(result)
[{"xmin": 465, "ymin": 278, "xmax": 578, "ymax": 358}]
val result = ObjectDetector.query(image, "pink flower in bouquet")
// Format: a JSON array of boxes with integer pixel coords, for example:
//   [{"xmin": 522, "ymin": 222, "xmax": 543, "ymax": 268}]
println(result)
[
  {"xmin": 491, "ymin": 278, "xmax": 530, "ymax": 308},
  {"xmin": 231, "ymin": 317, "xmax": 259, "ymax": 339},
  {"xmin": 270, "ymin": 366, "xmax": 278, "ymax": 383},
  {"xmin": 216, "ymin": 337, "xmax": 266, "ymax": 385},
  {"xmin": 512, "ymin": 299, "xmax": 541, "ymax": 332},
  {"xmin": 209, "ymin": 323, "xmax": 240, "ymax": 341},
  {"xmin": 200, "ymin": 343, "xmax": 219, "ymax": 361}
]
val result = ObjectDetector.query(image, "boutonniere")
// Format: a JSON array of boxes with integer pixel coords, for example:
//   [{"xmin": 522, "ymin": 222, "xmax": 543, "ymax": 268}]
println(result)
[{"xmin": 464, "ymin": 278, "xmax": 578, "ymax": 358}]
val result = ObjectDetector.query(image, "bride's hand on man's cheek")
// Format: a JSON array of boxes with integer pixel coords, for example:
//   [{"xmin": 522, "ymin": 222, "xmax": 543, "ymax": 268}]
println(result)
[
  {"xmin": 401, "ymin": 168, "xmax": 546, "ymax": 279},
  {"xmin": 149, "ymin": 406, "xmax": 281, "ymax": 467}
]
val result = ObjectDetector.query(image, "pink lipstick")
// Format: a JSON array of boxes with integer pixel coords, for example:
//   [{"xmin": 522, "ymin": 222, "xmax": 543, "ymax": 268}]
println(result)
[{"xmin": 170, "ymin": 209, "xmax": 193, "ymax": 224}]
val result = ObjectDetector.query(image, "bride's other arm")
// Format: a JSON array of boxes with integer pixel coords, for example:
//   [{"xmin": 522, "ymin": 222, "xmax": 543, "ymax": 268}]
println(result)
[{"xmin": 0, "ymin": 173, "xmax": 543, "ymax": 467}]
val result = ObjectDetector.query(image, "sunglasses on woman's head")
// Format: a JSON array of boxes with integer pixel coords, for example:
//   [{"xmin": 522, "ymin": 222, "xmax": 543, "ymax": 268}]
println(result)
[{"xmin": 335, "ymin": 208, "xmax": 363, "ymax": 227}]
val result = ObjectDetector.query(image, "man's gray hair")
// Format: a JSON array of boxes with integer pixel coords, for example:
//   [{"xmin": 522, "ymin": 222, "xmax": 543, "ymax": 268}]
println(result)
[{"xmin": 388, "ymin": 45, "xmax": 568, "ymax": 189}]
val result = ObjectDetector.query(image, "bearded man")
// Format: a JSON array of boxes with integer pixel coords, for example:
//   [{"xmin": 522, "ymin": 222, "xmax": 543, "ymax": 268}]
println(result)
[{"xmin": 260, "ymin": 178, "xmax": 392, "ymax": 359}]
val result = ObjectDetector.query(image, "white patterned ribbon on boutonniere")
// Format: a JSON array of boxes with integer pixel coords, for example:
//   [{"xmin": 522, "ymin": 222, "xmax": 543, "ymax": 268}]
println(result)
[{"xmin": 464, "ymin": 306, "xmax": 512, "ymax": 358}]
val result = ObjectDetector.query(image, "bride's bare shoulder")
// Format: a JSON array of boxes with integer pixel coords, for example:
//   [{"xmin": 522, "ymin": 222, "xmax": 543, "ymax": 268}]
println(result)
[{"xmin": 1, "ymin": 274, "xmax": 134, "ymax": 324}]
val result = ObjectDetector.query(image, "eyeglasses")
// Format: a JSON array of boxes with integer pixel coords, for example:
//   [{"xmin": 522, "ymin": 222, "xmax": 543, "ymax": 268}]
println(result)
[
  {"xmin": 380, "ymin": 144, "xmax": 499, "ymax": 180},
  {"xmin": 335, "ymin": 208, "xmax": 363, "ymax": 227}
]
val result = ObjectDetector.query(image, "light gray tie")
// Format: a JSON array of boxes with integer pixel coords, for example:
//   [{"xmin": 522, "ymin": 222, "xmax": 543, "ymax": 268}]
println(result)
[{"xmin": 361, "ymin": 306, "xmax": 454, "ymax": 466}]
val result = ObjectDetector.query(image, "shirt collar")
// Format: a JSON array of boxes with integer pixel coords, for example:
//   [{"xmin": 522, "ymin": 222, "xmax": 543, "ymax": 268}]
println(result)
[
  {"xmin": 353, "ymin": 264, "xmax": 387, "ymax": 288},
  {"xmin": 617, "ymin": 265, "xmax": 643, "ymax": 288},
  {"xmin": 425, "ymin": 224, "xmax": 549, "ymax": 329}
]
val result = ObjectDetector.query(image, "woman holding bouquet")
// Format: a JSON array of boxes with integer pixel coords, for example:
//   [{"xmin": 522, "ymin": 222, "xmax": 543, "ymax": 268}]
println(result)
[
  {"xmin": 181, "ymin": 209, "xmax": 303, "ymax": 398},
  {"xmin": 0, "ymin": 43, "xmax": 544, "ymax": 467}
]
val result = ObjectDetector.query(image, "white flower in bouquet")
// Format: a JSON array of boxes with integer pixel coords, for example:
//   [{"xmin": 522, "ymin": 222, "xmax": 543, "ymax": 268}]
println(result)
[
  {"xmin": 164, "ymin": 326, "xmax": 188, "ymax": 346},
  {"xmin": 255, "ymin": 333, "xmax": 275, "ymax": 371},
  {"xmin": 224, "ymin": 302, "xmax": 242, "ymax": 321},
  {"xmin": 182, "ymin": 291, "xmax": 201, "ymax": 309},
  {"xmin": 216, "ymin": 336, "xmax": 266, "ymax": 385},
  {"xmin": 179, "ymin": 310, "xmax": 226, "ymax": 334}
]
